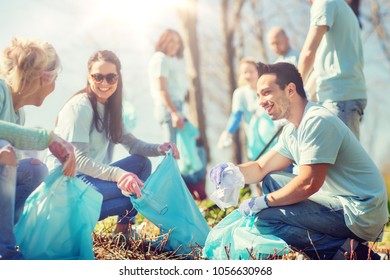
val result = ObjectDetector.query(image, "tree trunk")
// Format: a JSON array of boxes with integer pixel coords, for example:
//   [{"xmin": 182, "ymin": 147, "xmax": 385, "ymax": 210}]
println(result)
[
  {"xmin": 221, "ymin": 0, "xmax": 245, "ymax": 164},
  {"xmin": 176, "ymin": 0, "xmax": 210, "ymax": 161}
]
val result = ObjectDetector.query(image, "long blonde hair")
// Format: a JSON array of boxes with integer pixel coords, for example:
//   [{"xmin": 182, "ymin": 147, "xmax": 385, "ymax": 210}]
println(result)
[
  {"xmin": 0, "ymin": 38, "xmax": 61, "ymax": 94},
  {"xmin": 237, "ymin": 57, "xmax": 258, "ymax": 87}
]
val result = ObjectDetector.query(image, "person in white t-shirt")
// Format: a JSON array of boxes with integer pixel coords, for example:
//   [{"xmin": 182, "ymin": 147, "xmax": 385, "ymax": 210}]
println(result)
[
  {"xmin": 46, "ymin": 50, "xmax": 179, "ymax": 235},
  {"xmin": 148, "ymin": 29, "xmax": 187, "ymax": 143},
  {"xmin": 210, "ymin": 62, "xmax": 388, "ymax": 260}
]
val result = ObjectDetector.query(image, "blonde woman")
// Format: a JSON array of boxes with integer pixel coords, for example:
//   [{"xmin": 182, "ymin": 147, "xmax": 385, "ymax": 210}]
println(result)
[{"xmin": 0, "ymin": 38, "xmax": 75, "ymax": 259}]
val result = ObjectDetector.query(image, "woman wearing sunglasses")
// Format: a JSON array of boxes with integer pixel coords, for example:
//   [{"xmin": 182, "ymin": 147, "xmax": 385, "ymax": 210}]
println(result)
[
  {"xmin": 0, "ymin": 38, "xmax": 76, "ymax": 259},
  {"xmin": 46, "ymin": 50, "xmax": 179, "ymax": 235}
]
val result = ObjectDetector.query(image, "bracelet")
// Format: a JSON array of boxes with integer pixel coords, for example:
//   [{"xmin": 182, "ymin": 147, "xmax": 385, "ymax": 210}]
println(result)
[{"xmin": 264, "ymin": 195, "xmax": 270, "ymax": 207}]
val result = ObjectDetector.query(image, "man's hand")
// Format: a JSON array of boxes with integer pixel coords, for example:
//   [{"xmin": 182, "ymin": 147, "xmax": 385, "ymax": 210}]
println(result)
[
  {"xmin": 209, "ymin": 163, "xmax": 229, "ymax": 187},
  {"xmin": 239, "ymin": 195, "xmax": 269, "ymax": 216}
]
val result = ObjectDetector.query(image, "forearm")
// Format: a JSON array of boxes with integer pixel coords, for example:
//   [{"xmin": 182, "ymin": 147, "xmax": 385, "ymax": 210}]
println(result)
[
  {"xmin": 73, "ymin": 142, "xmax": 123, "ymax": 182},
  {"xmin": 298, "ymin": 52, "xmax": 315, "ymax": 84},
  {"xmin": 0, "ymin": 120, "xmax": 50, "ymax": 150},
  {"xmin": 121, "ymin": 133, "xmax": 161, "ymax": 157},
  {"xmin": 266, "ymin": 164, "xmax": 327, "ymax": 207},
  {"xmin": 225, "ymin": 111, "xmax": 243, "ymax": 134}
]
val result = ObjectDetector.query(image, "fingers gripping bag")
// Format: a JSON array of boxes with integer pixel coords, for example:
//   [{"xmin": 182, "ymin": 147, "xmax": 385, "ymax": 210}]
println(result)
[
  {"xmin": 14, "ymin": 166, "xmax": 103, "ymax": 260},
  {"xmin": 130, "ymin": 152, "xmax": 210, "ymax": 254},
  {"xmin": 203, "ymin": 209, "xmax": 290, "ymax": 260}
]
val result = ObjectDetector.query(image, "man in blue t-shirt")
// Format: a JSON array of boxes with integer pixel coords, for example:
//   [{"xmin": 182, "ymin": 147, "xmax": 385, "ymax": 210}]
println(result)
[
  {"xmin": 209, "ymin": 62, "xmax": 388, "ymax": 260},
  {"xmin": 298, "ymin": 0, "xmax": 366, "ymax": 140}
]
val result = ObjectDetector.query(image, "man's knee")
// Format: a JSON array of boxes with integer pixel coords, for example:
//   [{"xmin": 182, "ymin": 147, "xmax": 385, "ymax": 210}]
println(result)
[{"xmin": 0, "ymin": 141, "xmax": 17, "ymax": 166}]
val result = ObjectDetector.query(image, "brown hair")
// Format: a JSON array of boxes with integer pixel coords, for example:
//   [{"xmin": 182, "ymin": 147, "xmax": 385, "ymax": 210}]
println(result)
[
  {"xmin": 76, "ymin": 50, "xmax": 123, "ymax": 143},
  {"xmin": 155, "ymin": 29, "xmax": 184, "ymax": 58}
]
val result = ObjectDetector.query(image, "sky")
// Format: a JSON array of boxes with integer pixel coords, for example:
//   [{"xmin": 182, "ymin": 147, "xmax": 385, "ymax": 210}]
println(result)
[{"xmin": 1, "ymin": 0, "xmax": 390, "ymax": 176}]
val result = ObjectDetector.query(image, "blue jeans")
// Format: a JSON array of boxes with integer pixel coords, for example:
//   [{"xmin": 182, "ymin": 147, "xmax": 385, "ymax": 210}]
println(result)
[
  {"xmin": 0, "ymin": 141, "xmax": 48, "ymax": 260},
  {"xmin": 255, "ymin": 172, "xmax": 363, "ymax": 260},
  {"xmin": 320, "ymin": 99, "xmax": 366, "ymax": 140},
  {"xmin": 78, "ymin": 155, "xmax": 151, "ymax": 225}
]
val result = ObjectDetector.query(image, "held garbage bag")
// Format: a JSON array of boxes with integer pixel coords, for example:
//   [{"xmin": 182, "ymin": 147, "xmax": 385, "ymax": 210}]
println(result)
[
  {"xmin": 203, "ymin": 209, "xmax": 290, "ymax": 260},
  {"xmin": 14, "ymin": 166, "xmax": 103, "ymax": 260},
  {"xmin": 130, "ymin": 152, "xmax": 210, "ymax": 254},
  {"xmin": 176, "ymin": 121, "xmax": 203, "ymax": 176}
]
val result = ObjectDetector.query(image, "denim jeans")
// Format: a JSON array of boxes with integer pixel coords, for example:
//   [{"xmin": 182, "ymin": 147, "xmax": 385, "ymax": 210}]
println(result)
[
  {"xmin": 320, "ymin": 99, "xmax": 366, "ymax": 140},
  {"xmin": 78, "ymin": 155, "xmax": 151, "ymax": 225},
  {"xmin": 255, "ymin": 171, "xmax": 363, "ymax": 260},
  {"xmin": 0, "ymin": 141, "xmax": 48, "ymax": 260}
]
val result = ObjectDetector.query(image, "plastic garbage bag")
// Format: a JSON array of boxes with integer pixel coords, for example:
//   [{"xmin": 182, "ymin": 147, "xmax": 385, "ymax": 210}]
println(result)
[
  {"xmin": 203, "ymin": 209, "xmax": 290, "ymax": 260},
  {"xmin": 14, "ymin": 166, "xmax": 103, "ymax": 260},
  {"xmin": 131, "ymin": 152, "xmax": 210, "ymax": 254},
  {"xmin": 176, "ymin": 121, "xmax": 203, "ymax": 176}
]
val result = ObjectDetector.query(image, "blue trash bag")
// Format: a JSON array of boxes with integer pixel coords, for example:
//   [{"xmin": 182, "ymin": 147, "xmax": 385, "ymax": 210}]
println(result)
[
  {"xmin": 130, "ymin": 152, "xmax": 210, "ymax": 255},
  {"xmin": 176, "ymin": 121, "xmax": 203, "ymax": 176},
  {"xmin": 181, "ymin": 143, "xmax": 207, "ymax": 185},
  {"xmin": 14, "ymin": 166, "xmax": 103, "ymax": 260},
  {"xmin": 203, "ymin": 209, "xmax": 290, "ymax": 260},
  {"xmin": 246, "ymin": 113, "xmax": 277, "ymax": 160}
]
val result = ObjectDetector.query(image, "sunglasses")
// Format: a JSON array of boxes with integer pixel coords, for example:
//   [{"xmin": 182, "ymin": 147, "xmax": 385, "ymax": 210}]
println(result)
[{"xmin": 90, "ymin": 73, "xmax": 119, "ymax": 85}]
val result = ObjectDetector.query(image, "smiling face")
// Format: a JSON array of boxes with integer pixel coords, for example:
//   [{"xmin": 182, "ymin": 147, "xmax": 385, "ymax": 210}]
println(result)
[
  {"xmin": 257, "ymin": 73, "xmax": 291, "ymax": 120},
  {"xmin": 88, "ymin": 60, "xmax": 118, "ymax": 104}
]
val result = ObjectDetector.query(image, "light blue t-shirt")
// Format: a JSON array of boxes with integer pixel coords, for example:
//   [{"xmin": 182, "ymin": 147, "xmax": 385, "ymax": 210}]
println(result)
[
  {"xmin": 274, "ymin": 48, "xmax": 300, "ymax": 66},
  {"xmin": 274, "ymin": 102, "xmax": 388, "ymax": 241},
  {"xmin": 148, "ymin": 51, "xmax": 187, "ymax": 105},
  {"xmin": 0, "ymin": 79, "xmax": 25, "ymax": 125},
  {"xmin": 311, "ymin": 0, "xmax": 366, "ymax": 102},
  {"xmin": 51, "ymin": 94, "xmax": 130, "ymax": 165}
]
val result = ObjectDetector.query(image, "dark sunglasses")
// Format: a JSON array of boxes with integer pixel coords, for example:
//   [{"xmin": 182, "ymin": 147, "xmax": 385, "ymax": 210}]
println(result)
[{"xmin": 90, "ymin": 73, "xmax": 119, "ymax": 85}]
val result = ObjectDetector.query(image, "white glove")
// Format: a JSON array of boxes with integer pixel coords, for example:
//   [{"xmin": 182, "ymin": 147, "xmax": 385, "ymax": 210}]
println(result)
[
  {"xmin": 209, "ymin": 162, "xmax": 245, "ymax": 210},
  {"xmin": 217, "ymin": 131, "xmax": 233, "ymax": 149},
  {"xmin": 239, "ymin": 195, "xmax": 269, "ymax": 216}
]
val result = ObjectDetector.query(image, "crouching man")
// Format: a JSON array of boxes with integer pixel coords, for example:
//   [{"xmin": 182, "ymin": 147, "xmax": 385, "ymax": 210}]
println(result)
[{"xmin": 210, "ymin": 62, "xmax": 388, "ymax": 260}]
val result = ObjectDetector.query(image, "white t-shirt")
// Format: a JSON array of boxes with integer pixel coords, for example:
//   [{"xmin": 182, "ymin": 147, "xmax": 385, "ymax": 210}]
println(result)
[
  {"xmin": 148, "ymin": 52, "xmax": 187, "ymax": 105},
  {"xmin": 274, "ymin": 102, "xmax": 388, "ymax": 241}
]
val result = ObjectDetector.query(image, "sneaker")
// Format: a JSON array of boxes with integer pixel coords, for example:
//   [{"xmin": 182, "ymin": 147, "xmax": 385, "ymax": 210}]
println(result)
[{"xmin": 332, "ymin": 238, "xmax": 381, "ymax": 260}]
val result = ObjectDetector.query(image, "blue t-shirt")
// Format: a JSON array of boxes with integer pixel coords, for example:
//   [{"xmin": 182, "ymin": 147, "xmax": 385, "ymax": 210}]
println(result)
[
  {"xmin": 311, "ymin": 0, "xmax": 366, "ymax": 102},
  {"xmin": 274, "ymin": 102, "xmax": 388, "ymax": 241},
  {"xmin": 0, "ymin": 79, "xmax": 25, "ymax": 125}
]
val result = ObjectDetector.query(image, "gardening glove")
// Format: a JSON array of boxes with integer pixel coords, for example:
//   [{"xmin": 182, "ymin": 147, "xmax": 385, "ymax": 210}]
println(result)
[
  {"xmin": 48, "ymin": 132, "xmax": 76, "ymax": 177},
  {"xmin": 217, "ymin": 130, "xmax": 233, "ymax": 149},
  {"xmin": 239, "ymin": 195, "xmax": 269, "ymax": 217},
  {"xmin": 158, "ymin": 142, "xmax": 180, "ymax": 159},
  {"xmin": 209, "ymin": 162, "xmax": 245, "ymax": 210},
  {"xmin": 117, "ymin": 172, "xmax": 144, "ymax": 198}
]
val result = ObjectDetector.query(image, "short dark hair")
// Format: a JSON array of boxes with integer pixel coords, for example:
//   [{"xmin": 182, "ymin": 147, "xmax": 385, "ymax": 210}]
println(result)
[{"xmin": 256, "ymin": 62, "xmax": 307, "ymax": 99}]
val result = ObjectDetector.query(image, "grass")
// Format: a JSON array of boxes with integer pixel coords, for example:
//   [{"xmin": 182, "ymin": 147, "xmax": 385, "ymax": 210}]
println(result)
[{"xmin": 92, "ymin": 189, "xmax": 390, "ymax": 260}]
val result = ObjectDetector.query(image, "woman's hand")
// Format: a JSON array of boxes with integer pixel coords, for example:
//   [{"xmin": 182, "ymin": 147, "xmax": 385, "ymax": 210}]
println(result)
[
  {"xmin": 171, "ymin": 111, "xmax": 185, "ymax": 129},
  {"xmin": 117, "ymin": 172, "xmax": 144, "ymax": 198},
  {"xmin": 49, "ymin": 132, "xmax": 76, "ymax": 177},
  {"xmin": 158, "ymin": 142, "xmax": 180, "ymax": 159}
]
